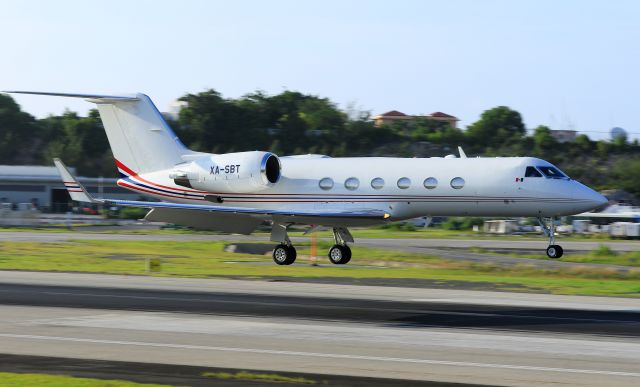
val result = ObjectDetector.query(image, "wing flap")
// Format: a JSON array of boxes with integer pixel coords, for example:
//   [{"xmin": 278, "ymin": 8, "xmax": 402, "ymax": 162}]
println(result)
[{"xmin": 145, "ymin": 208, "xmax": 263, "ymax": 234}]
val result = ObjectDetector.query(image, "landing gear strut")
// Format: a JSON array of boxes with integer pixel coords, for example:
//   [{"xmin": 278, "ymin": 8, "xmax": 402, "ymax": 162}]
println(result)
[
  {"xmin": 538, "ymin": 217, "xmax": 564, "ymax": 259},
  {"xmin": 271, "ymin": 223, "xmax": 296, "ymax": 265},
  {"xmin": 328, "ymin": 227, "xmax": 353, "ymax": 264}
]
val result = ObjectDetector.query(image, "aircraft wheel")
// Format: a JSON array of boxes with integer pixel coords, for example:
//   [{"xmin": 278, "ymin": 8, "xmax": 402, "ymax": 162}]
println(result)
[
  {"xmin": 273, "ymin": 244, "xmax": 296, "ymax": 265},
  {"xmin": 546, "ymin": 245, "xmax": 563, "ymax": 259},
  {"xmin": 328, "ymin": 245, "xmax": 351, "ymax": 265},
  {"xmin": 342, "ymin": 245, "xmax": 352, "ymax": 264}
]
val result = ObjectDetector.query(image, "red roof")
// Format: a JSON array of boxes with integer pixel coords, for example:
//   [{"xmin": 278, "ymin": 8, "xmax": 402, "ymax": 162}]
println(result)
[
  {"xmin": 380, "ymin": 110, "xmax": 407, "ymax": 117},
  {"xmin": 430, "ymin": 112, "xmax": 457, "ymax": 119}
]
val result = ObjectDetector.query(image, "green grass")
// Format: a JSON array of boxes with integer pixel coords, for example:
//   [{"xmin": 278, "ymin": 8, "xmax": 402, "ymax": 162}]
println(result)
[
  {"xmin": 202, "ymin": 371, "xmax": 316, "ymax": 384},
  {"xmin": 469, "ymin": 244, "xmax": 640, "ymax": 267},
  {"xmin": 0, "ymin": 239, "xmax": 639, "ymax": 297},
  {"xmin": 0, "ymin": 225, "xmax": 631, "ymax": 242},
  {"xmin": 0, "ymin": 372, "xmax": 172, "ymax": 386}
]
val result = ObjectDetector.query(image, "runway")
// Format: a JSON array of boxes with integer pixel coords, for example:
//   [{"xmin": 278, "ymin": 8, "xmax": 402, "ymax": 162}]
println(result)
[{"xmin": 0, "ymin": 271, "xmax": 638, "ymax": 386}]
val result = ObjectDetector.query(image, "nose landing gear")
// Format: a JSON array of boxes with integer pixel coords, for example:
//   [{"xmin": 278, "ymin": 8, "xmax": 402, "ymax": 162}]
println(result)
[
  {"xmin": 538, "ymin": 217, "xmax": 564, "ymax": 259},
  {"xmin": 546, "ymin": 244, "xmax": 563, "ymax": 259}
]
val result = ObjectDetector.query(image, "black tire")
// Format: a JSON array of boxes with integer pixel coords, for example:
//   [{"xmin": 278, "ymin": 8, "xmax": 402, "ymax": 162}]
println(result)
[
  {"xmin": 546, "ymin": 245, "xmax": 563, "ymax": 259},
  {"xmin": 328, "ymin": 245, "xmax": 350, "ymax": 265},
  {"xmin": 286, "ymin": 245, "xmax": 297, "ymax": 263},
  {"xmin": 273, "ymin": 244, "xmax": 296, "ymax": 265},
  {"xmin": 342, "ymin": 245, "xmax": 352, "ymax": 264}
]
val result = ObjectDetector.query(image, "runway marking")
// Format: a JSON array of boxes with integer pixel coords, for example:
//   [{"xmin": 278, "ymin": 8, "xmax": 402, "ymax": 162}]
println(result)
[
  {"xmin": 3, "ymin": 288, "xmax": 638, "ymax": 325},
  {"xmin": 0, "ymin": 333, "xmax": 639, "ymax": 378}
]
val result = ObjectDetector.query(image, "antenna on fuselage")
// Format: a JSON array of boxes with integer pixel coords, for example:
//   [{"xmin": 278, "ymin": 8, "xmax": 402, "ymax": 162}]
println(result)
[{"xmin": 458, "ymin": 146, "xmax": 467, "ymax": 158}]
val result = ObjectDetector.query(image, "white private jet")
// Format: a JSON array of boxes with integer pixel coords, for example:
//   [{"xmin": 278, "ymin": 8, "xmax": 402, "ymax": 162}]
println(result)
[{"xmin": 5, "ymin": 91, "xmax": 607, "ymax": 263}]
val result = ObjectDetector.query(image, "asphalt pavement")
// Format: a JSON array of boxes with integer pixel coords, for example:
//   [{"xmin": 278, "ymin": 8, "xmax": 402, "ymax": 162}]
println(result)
[{"xmin": 0, "ymin": 271, "xmax": 638, "ymax": 387}]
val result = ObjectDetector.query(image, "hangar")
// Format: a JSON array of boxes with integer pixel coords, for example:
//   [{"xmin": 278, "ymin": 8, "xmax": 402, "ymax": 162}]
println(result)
[{"xmin": 0, "ymin": 165, "xmax": 140, "ymax": 212}]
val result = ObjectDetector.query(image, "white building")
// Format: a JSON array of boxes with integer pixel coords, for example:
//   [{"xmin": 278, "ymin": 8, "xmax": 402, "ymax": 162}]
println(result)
[{"xmin": 0, "ymin": 165, "xmax": 141, "ymax": 212}]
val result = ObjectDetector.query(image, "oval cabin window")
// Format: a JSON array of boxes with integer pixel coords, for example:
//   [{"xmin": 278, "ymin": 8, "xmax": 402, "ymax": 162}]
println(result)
[
  {"xmin": 371, "ymin": 177, "xmax": 384, "ymax": 189},
  {"xmin": 450, "ymin": 177, "xmax": 465, "ymax": 189},
  {"xmin": 345, "ymin": 177, "xmax": 360, "ymax": 190},
  {"xmin": 319, "ymin": 177, "xmax": 334, "ymax": 190},
  {"xmin": 423, "ymin": 177, "xmax": 438, "ymax": 189},
  {"xmin": 397, "ymin": 177, "xmax": 411, "ymax": 189}
]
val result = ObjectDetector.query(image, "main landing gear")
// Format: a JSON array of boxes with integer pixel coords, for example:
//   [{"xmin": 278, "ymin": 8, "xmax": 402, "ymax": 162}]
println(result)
[
  {"xmin": 328, "ymin": 227, "xmax": 353, "ymax": 264},
  {"xmin": 537, "ymin": 217, "xmax": 564, "ymax": 259},
  {"xmin": 270, "ymin": 224, "xmax": 354, "ymax": 265},
  {"xmin": 272, "ymin": 243, "xmax": 297, "ymax": 265}
]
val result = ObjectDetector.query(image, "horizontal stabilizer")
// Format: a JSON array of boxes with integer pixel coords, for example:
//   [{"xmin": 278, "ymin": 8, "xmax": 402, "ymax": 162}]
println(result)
[{"xmin": 3, "ymin": 91, "xmax": 138, "ymax": 102}]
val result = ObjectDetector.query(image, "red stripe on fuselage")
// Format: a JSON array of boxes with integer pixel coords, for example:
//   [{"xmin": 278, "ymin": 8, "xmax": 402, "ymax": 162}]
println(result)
[
  {"xmin": 118, "ymin": 180, "xmax": 205, "ymax": 201},
  {"xmin": 115, "ymin": 160, "xmax": 209, "ymax": 194}
]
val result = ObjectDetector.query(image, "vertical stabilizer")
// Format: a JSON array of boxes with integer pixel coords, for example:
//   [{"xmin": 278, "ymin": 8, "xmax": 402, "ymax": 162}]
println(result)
[
  {"xmin": 90, "ymin": 93, "xmax": 187, "ymax": 174},
  {"xmin": 4, "ymin": 91, "xmax": 189, "ymax": 174}
]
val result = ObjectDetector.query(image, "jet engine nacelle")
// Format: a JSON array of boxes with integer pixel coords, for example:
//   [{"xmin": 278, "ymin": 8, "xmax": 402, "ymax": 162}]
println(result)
[{"xmin": 169, "ymin": 151, "xmax": 281, "ymax": 194}]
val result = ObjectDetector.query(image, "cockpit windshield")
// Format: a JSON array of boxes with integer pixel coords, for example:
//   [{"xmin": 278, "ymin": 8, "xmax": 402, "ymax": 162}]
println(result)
[
  {"xmin": 537, "ymin": 166, "xmax": 569, "ymax": 179},
  {"xmin": 525, "ymin": 166, "xmax": 542, "ymax": 177}
]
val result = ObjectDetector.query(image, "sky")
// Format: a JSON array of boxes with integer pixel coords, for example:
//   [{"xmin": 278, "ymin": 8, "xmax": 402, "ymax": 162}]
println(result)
[{"xmin": 1, "ymin": 0, "xmax": 639, "ymax": 140}]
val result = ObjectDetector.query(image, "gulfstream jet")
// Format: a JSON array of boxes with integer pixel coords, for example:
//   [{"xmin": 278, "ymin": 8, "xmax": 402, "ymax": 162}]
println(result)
[{"xmin": 5, "ymin": 91, "xmax": 607, "ymax": 264}]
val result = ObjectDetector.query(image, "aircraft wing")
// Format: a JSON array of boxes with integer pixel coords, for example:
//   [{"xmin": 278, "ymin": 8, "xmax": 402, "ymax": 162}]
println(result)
[
  {"xmin": 105, "ymin": 198, "xmax": 387, "ymax": 219},
  {"xmin": 54, "ymin": 158, "xmax": 390, "ymax": 231}
]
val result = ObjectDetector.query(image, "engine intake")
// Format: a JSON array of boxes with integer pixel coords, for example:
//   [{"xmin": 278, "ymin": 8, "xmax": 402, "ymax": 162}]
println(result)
[{"xmin": 262, "ymin": 153, "xmax": 281, "ymax": 184}]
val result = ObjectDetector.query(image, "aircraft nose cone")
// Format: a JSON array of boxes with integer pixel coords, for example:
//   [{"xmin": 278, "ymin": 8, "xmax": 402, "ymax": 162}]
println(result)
[{"xmin": 573, "ymin": 183, "xmax": 608, "ymax": 212}]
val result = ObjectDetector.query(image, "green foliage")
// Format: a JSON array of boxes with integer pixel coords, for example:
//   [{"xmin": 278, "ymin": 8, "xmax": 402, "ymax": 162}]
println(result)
[
  {"xmin": 440, "ymin": 217, "xmax": 484, "ymax": 230},
  {"xmin": 39, "ymin": 109, "xmax": 114, "ymax": 177},
  {"xmin": 610, "ymin": 157, "xmax": 640, "ymax": 195},
  {"xmin": 591, "ymin": 244, "xmax": 618, "ymax": 257},
  {"xmin": 0, "ymin": 372, "xmax": 171, "ymax": 386},
  {"xmin": 379, "ymin": 222, "xmax": 418, "ymax": 231},
  {"xmin": 118, "ymin": 207, "xmax": 149, "ymax": 220},
  {"xmin": 202, "ymin": 371, "xmax": 316, "ymax": 384},
  {"xmin": 532, "ymin": 125, "xmax": 557, "ymax": 156},
  {"xmin": 0, "ymin": 94, "xmax": 42, "ymax": 164},
  {"xmin": 465, "ymin": 106, "xmax": 525, "ymax": 149}
]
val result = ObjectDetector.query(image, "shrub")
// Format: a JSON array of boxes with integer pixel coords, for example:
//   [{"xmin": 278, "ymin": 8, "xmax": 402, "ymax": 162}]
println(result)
[
  {"xmin": 118, "ymin": 207, "xmax": 149, "ymax": 220},
  {"xmin": 591, "ymin": 244, "xmax": 618, "ymax": 257},
  {"xmin": 440, "ymin": 217, "xmax": 484, "ymax": 231}
]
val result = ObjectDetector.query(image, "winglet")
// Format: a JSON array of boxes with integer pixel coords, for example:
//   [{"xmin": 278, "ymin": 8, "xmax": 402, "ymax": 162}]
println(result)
[
  {"xmin": 458, "ymin": 146, "xmax": 467, "ymax": 158},
  {"xmin": 53, "ymin": 158, "xmax": 98, "ymax": 203}
]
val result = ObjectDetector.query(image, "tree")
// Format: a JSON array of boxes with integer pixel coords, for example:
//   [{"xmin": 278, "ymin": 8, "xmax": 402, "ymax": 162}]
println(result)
[
  {"xmin": 39, "ymin": 109, "xmax": 115, "ymax": 177},
  {"xmin": 532, "ymin": 125, "xmax": 556, "ymax": 155},
  {"xmin": 0, "ymin": 94, "xmax": 41, "ymax": 164},
  {"xmin": 574, "ymin": 134, "xmax": 592, "ymax": 152},
  {"xmin": 611, "ymin": 157, "xmax": 640, "ymax": 196},
  {"xmin": 465, "ymin": 106, "xmax": 525, "ymax": 148}
]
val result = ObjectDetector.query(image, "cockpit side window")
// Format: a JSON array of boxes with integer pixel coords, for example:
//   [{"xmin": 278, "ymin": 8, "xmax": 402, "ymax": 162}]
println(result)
[
  {"xmin": 525, "ymin": 166, "xmax": 542, "ymax": 177},
  {"xmin": 537, "ymin": 166, "xmax": 568, "ymax": 179}
]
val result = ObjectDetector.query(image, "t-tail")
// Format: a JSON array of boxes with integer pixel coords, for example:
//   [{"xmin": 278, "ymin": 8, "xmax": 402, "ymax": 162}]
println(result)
[{"xmin": 3, "ymin": 91, "xmax": 189, "ymax": 175}]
